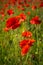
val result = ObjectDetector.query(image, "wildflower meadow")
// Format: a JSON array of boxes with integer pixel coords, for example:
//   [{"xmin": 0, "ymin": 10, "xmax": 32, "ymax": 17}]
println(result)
[{"xmin": 0, "ymin": 0, "xmax": 43, "ymax": 65}]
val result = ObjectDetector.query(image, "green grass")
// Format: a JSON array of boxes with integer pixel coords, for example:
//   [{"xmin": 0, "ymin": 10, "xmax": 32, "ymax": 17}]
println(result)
[{"xmin": 0, "ymin": 5, "xmax": 43, "ymax": 65}]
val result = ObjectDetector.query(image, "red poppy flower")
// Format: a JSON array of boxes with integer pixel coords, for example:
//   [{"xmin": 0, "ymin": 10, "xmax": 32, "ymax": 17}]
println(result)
[
  {"xmin": 21, "ymin": 7, "xmax": 25, "ymax": 11},
  {"xmin": 39, "ymin": 2, "xmax": 43, "ymax": 7},
  {"xmin": 22, "ymin": 31, "xmax": 32, "ymax": 37},
  {"xmin": 28, "ymin": 39, "xmax": 36, "ymax": 46},
  {"xmin": 19, "ymin": 39, "xmax": 35, "ymax": 48},
  {"xmin": 21, "ymin": 45, "xmax": 30, "ymax": 56},
  {"xmin": 7, "ymin": 9, "xmax": 14, "ymax": 15},
  {"xmin": 4, "ymin": 4, "xmax": 8, "ymax": 8},
  {"xmin": 32, "ymin": 5, "xmax": 37, "ymax": 10},
  {"xmin": 24, "ymin": 0, "xmax": 27, "ymax": 4},
  {"xmin": 6, "ymin": 17, "xmax": 20, "ymax": 29},
  {"xmin": 27, "ymin": 11, "xmax": 30, "ymax": 15},
  {"xmin": 19, "ymin": 13, "xmax": 26, "ymax": 20},
  {"xmin": 18, "ymin": 0, "xmax": 22, "ymax": 5},
  {"xmin": 30, "ymin": 16, "xmax": 41, "ymax": 24},
  {"xmin": 20, "ymin": 39, "xmax": 35, "ymax": 56},
  {"xmin": 17, "ymin": 5, "xmax": 21, "ymax": 9},
  {"xmin": 25, "ymin": 4, "xmax": 30, "ymax": 7},
  {"xmin": 20, "ymin": 40, "xmax": 29, "ymax": 48}
]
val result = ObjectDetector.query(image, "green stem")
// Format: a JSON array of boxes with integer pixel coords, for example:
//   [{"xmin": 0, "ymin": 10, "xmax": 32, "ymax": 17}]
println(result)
[
  {"xmin": 35, "ymin": 24, "xmax": 39, "ymax": 64},
  {"xmin": 23, "ymin": 53, "xmax": 29, "ymax": 65}
]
